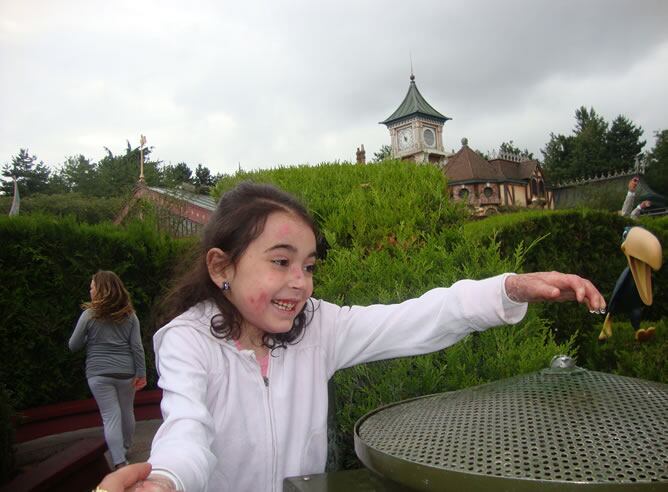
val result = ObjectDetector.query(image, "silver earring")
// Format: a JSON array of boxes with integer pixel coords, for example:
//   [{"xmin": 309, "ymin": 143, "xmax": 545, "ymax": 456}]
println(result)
[{"xmin": 221, "ymin": 280, "xmax": 231, "ymax": 292}]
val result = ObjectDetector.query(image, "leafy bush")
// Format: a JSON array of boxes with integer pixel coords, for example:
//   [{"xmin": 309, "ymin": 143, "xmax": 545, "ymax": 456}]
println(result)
[
  {"xmin": 213, "ymin": 161, "xmax": 467, "ymax": 250},
  {"xmin": 0, "ymin": 193, "xmax": 125, "ymax": 223},
  {"xmin": 463, "ymin": 209, "xmax": 667, "ymax": 386},
  {"xmin": 0, "ymin": 215, "xmax": 186, "ymax": 409},
  {"xmin": 579, "ymin": 320, "xmax": 667, "ymax": 383}
]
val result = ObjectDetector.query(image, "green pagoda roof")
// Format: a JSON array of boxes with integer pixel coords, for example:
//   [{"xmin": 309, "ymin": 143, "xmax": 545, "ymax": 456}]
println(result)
[{"xmin": 380, "ymin": 74, "xmax": 450, "ymax": 125}]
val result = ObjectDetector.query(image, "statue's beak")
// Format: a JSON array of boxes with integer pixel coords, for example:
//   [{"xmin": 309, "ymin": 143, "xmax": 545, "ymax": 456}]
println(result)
[
  {"xmin": 628, "ymin": 256, "xmax": 653, "ymax": 305},
  {"xmin": 621, "ymin": 227, "xmax": 663, "ymax": 306}
]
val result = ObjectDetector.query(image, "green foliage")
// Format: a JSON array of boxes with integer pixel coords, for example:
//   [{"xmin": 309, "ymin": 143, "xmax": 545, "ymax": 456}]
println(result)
[
  {"xmin": 579, "ymin": 320, "xmax": 667, "ymax": 383},
  {"xmin": 541, "ymin": 107, "xmax": 645, "ymax": 183},
  {"xmin": 1, "ymin": 149, "xmax": 51, "ymax": 196},
  {"xmin": 0, "ymin": 215, "xmax": 186, "ymax": 409},
  {"xmin": 463, "ymin": 209, "xmax": 667, "ymax": 377},
  {"xmin": 371, "ymin": 145, "xmax": 392, "ymax": 163},
  {"xmin": 645, "ymin": 129, "xmax": 668, "ymax": 196},
  {"xmin": 161, "ymin": 162, "xmax": 193, "ymax": 188},
  {"xmin": 0, "ymin": 384, "xmax": 15, "ymax": 484},
  {"xmin": 498, "ymin": 140, "xmax": 533, "ymax": 159},
  {"xmin": 213, "ymin": 160, "xmax": 467, "ymax": 250},
  {"xmin": 0, "ymin": 193, "xmax": 124, "ymax": 223}
]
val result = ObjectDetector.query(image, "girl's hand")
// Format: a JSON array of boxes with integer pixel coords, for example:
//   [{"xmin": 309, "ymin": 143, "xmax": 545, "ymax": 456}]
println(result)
[
  {"xmin": 96, "ymin": 463, "xmax": 151, "ymax": 491},
  {"xmin": 505, "ymin": 272, "xmax": 606, "ymax": 313},
  {"xmin": 133, "ymin": 377, "xmax": 147, "ymax": 391}
]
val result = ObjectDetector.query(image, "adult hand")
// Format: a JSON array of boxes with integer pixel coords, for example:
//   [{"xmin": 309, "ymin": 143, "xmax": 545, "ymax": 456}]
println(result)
[
  {"xmin": 505, "ymin": 272, "xmax": 606, "ymax": 312},
  {"xmin": 97, "ymin": 462, "xmax": 151, "ymax": 492},
  {"xmin": 133, "ymin": 377, "xmax": 147, "ymax": 391},
  {"xmin": 628, "ymin": 177, "xmax": 639, "ymax": 192}
]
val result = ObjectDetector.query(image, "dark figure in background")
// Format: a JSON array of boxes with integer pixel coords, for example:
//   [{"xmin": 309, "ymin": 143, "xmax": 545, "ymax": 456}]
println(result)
[{"xmin": 599, "ymin": 226, "xmax": 663, "ymax": 342}]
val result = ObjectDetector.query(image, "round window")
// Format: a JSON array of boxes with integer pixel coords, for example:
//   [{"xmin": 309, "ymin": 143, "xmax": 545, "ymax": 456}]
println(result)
[
  {"xmin": 483, "ymin": 186, "xmax": 494, "ymax": 198},
  {"xmin": 458, "ymin": 188, "xmax": 469, "ymax": 199},
  {"xmin": 423, "ymin": 128, "xmax": 435, "ymax": 147}
]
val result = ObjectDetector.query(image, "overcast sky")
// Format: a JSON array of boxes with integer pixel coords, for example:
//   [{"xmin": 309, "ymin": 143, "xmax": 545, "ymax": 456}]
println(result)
[{"xmin": 1, "ymin": 0, "xmax": 667, "ymax": 175}]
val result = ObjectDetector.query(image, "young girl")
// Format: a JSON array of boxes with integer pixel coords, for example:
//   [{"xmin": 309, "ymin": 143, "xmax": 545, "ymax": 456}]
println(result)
[
  {"xmin": 69, "ymin": 270, "xmax": 147, "ymax": 469},
  {"xmin": 96, "ymin": 182, "xmax": 605, "ymax": 492}
]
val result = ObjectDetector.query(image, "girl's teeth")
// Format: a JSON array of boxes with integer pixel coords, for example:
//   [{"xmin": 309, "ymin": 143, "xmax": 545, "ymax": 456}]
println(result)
[{"xmin": 273, "ymin": 301, "xmax": 295, "ymax": 311}]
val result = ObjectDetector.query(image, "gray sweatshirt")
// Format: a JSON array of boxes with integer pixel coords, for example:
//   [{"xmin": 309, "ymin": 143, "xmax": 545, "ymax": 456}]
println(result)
[{"xmin": 69, "ymin": 308, "xmax": 146, "ymax": 379}]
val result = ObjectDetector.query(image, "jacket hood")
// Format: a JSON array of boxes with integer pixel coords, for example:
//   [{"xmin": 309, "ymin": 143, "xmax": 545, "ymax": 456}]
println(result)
[{"xmin": 153, "ymin": 300, "xmax": 230, "ymax": 354}]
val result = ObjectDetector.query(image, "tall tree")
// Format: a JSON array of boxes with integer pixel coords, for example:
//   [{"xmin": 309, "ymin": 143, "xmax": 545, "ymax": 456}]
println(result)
[
  {"xmin": 571, "ymin": 106, "xmax": 609, "ymax": 177},
  {"xmin": 644, "ymin": 129, "xmax": 668, "ymax": 196},
  {"xmin": 1, "ymin": 149, "xmax": 51, "ymax": 196},
  {"xmin": 541, "ymin": 133, "xmax": 575, "ymax": 183},
  {"xmin": 371, "ymin": 145, "xmax": 392, "ymax": 163},
  {"xmin": 194, "ymin": 164, "xmax": 214, "ymax": 187},
  {"xmin": 498, "ymin": 140, "xmax": 534, "ymax": 159},
  {"xmin": 606, "ymin": 116, "xmax": 645, "ymax": 172},
  {"xmin": 60, "ymin": 154, "xmax": 98, "ymax": 194},
  {"xmin": 541, "ymin": 107, "xmax": 646, "ymax": 183},
  {"xmin": 161, "ymin": 162, "xmax": 193, "ymax": 188},
  {"xmin": 95, "ymin": 141, "xmax": 161, "ymax": 197}
]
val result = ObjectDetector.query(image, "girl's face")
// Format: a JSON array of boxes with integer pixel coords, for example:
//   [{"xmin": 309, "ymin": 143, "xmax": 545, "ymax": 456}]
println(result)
[
  {"xmin": 89, "ymin": 279, "xmax": 97, "ymax": 301},
  {"xmin": 223, "ymin": 211, "xmax": 317, "ymax": 338}
]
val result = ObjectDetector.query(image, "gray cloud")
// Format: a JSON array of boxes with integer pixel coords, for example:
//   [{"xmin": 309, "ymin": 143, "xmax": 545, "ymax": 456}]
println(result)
[{"xmin": 1, "ymin": 0, "xmax": 666, "ymax": 174}]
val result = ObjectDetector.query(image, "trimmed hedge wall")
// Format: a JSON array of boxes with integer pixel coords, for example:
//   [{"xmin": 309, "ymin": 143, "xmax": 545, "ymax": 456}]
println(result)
[
  {"xmin": 0, "ymin": 193, "xmax": 124, "ymax": 224},
  {"xmin": 0, "ymin": 215, "xmax": 188, "ymax": 410},
  {"xmin": 463, "ymin": 210, "xmax": 668, "ymax": 373},
  {"xmin": 2, "ymin": 161, "xmax": 665, "ymax": 472}
]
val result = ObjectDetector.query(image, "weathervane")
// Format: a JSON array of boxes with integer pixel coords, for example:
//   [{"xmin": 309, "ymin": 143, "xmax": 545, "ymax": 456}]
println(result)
[{"xmin": 139, "ymin": 134, "xmax": 147, "ymax": 182}]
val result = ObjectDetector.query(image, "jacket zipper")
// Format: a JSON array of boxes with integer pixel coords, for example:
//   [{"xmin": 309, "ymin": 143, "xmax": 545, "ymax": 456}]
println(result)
[
  {"xmin": 248, "ymin": 351, "xmax": 277, "ymax": 492},
  {"xmin": 265, "ymin": 357, "xmax": 278, "ymax": 492}
]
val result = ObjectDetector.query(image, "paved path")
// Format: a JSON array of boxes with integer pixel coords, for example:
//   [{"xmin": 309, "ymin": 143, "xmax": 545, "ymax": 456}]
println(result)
[{"xmin": 16, "ymin": 419, "xmax": 162, "ymax": 471}]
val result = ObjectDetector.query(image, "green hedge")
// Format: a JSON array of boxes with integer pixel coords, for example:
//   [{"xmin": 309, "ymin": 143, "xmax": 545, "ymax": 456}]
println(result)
[
  {"xmin": 463, "ymin": 209, "xmax": 667, "ymax": 371},
  {"xmin": 213, "ymin": 160, "xmax": 467, "ymax": 250},
  {"xmin": 0, "ymin": 215, "xmax": 186, "ymax": 409},
  {"xmin": 2, "ymin": 162, "xmax": 665, "ymax": 471},
  {"xmin": 0, "ymin": 193, "xmax": 125, "ymax": 224}
]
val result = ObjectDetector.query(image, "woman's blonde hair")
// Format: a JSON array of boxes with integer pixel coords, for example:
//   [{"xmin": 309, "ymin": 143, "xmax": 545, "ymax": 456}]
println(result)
[{"xmin": 82, "ymin": 270, "xmax": 134, "ymax": 322}]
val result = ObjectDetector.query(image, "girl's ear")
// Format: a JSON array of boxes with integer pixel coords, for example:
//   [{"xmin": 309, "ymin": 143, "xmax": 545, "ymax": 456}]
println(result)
[{"xmin": 206, "ymin": 248, "xmax": 233, "ymax": 289}]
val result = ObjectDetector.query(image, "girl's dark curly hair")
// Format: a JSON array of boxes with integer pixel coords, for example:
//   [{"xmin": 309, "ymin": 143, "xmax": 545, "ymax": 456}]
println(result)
[
  {"xmin": 157, "ymin": 182, "xmax": 319, "ymax": 350},
  {"xmin": 83, "ymin": 270, "xmax": 134, "ymax": 322}
]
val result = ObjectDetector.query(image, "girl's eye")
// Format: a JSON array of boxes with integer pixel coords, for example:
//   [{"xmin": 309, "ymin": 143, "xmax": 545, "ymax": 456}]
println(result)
[
  {"xmin": 272, "ymin": 259, "xmax": 289, "ymax": 267},
  {"xmin": 304, "ymin": 264, "xmax": 317, "ymax": 274}
]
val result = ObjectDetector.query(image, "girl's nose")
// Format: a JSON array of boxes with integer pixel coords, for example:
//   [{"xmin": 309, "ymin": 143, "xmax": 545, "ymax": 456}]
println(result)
[{"xmin": 289, "ymin": 266, "xmax": 306, "ymax": 289}]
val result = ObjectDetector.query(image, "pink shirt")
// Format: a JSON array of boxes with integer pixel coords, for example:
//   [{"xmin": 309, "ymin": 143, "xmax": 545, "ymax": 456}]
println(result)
[{"xmin": 234, "ymin": 340, "xmax": 269, "ymax": 378}]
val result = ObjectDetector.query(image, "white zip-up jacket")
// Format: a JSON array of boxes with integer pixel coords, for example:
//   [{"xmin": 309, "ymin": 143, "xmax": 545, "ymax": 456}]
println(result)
[{"xmin": 148, "ymin": 274, "xmax": 527, "ymax": 491}]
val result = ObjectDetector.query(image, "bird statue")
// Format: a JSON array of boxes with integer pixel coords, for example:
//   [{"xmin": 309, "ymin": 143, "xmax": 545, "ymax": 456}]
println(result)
[{"xmin": 599, "ymin": 226, "xmax": 663, "ymax": 342}]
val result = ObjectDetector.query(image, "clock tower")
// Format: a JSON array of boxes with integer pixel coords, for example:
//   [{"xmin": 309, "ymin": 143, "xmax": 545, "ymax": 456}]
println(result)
[{"xmin": 380, "ymin": 74, "xmax": 450, "ymax": 164}]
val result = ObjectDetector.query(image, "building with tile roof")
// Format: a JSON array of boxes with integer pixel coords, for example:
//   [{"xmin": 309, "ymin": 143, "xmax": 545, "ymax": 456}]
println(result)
[
  {"xmin": 444, "ymin": 138, "xmax": 553, "ymax": 215},
  {"xmin": 115, "ymin": 180, "xmax": 216, "ymax": 237},
  {"xmin": 380, "ymin": 74, "xmax": 451, "ymax": 164}
]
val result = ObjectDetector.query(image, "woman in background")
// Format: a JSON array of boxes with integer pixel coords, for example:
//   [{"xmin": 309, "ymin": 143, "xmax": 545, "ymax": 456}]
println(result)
[{"xmin": 69, "ymin": 270, "xmax": 147, "ymax": 469}]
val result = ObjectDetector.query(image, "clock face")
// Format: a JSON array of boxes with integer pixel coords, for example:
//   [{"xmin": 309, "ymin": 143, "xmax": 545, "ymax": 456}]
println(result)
[
  {"xmin": 398, "ymin": 128, "xmax": 414, "ymax": 150},
  {"xmin": 423, "ymin": 128, "xmax": 436, "ymax": 148}
]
